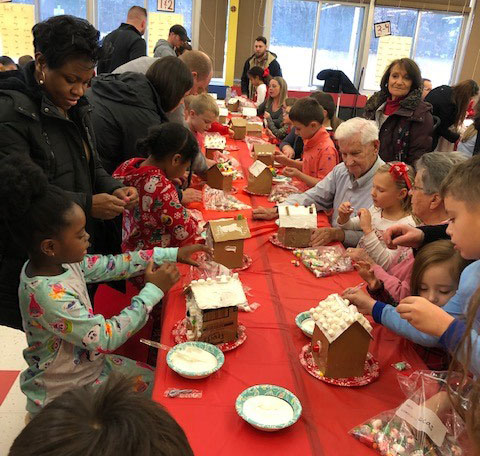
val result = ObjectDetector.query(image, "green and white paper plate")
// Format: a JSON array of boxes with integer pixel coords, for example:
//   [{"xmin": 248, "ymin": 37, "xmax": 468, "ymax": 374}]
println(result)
[
  {"xmin": 235, "ymin": 384, "xmax": 302, "ymax": 431},
  {"xmin": 166, "ymin": 341, "xmax": 224, "ymax": 379},
  {"xmin": 295, "ymin": 311, "xmax": 315, "ymax": 338}
]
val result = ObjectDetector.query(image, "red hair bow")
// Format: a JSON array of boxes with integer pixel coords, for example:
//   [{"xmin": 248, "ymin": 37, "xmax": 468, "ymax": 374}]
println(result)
[
  {"xmin": 262, "ymin": 68, "xmax": 270, "ymax": 78},
  {"xmin": 389, "ymin": 162, "xmax": 412, "ymax": 189}
]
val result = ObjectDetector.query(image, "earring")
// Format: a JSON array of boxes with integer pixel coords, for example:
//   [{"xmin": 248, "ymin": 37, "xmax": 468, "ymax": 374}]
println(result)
[{"xmin": 39, "ymin": 71, "xmax": 46, "ymax": 85}]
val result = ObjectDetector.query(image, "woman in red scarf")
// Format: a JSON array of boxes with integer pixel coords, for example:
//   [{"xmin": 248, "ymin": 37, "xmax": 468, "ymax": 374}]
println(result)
[{"xmin": 364, "ymin": 58, "xmax": 434, "ymax": 165}]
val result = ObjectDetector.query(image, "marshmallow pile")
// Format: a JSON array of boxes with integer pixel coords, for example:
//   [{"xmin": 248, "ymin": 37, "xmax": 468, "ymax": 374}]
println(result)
[{"xmin": 309, "ymin": 293, "xmax": 372, "ymax": 343}]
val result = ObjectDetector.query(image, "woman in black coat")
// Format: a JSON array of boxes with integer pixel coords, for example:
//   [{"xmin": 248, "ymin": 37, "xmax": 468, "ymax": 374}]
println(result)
[
  {"xmin": 0, "ymin": 15, "xmax": 138, "ymax": 329},
  {"xmin": 425, "ymin": 79, "xmax": 479, "ymax": 150}
]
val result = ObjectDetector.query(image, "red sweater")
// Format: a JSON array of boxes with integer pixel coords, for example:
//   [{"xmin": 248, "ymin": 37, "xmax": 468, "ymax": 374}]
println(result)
[
  {"xmin": 113, "ymin": 158, "xmax": 198, "ymax": 252},
  {"xmin": 208, "ymin": 122, "xmax": 230, "ymax": 135}
]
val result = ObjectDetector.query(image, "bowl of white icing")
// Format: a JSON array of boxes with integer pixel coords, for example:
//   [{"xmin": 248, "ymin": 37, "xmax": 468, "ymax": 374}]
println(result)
[
  {"xmin": 295, "ymin": 311, "xmax": 315, "ymax": 338},
  {"xmin": 167, "ymin": 341, "xmax": 224, "ymax": 379},
  {"xmin": 235, "ymin": 384, "xmax": 302, "ymax": 431}
]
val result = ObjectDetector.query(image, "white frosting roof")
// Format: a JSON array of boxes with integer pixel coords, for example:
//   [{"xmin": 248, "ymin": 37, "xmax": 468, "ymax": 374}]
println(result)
[
  {"xmin": 205, "ymin": 135, "xmax": 226, "ymax": 149},
  {"xmin": 242, "ymin": 107, "xmax": 258, "ymax": 117},
  {"xmin": 278, "ymin": 204, "xmax": 317, "ymax": 229},
  {"xmin": 189, "ymin": 273, "xmax": 247, "ymax": 310},
  {"xmin": 309, "ymin": 293, "xmax": 373, "ymax": 343},
  {"xmin": 249, "ymin": 160, "xmax": 268, "ymax": 177}
]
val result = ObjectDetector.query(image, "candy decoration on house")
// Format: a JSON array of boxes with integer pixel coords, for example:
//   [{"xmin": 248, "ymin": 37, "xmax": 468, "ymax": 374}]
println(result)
[
  {"xmin": 185, "ymin": 273, "xmax": 248, "ymax": 344},
  {"xmin": 277, "ymin": 204, "xmax": 317, "ymax": 248},
  {"xmin": 207, "ymin": 162, "xmax": 235, "ymax": 192},
  {"xmin": 309, "ymin": 293, "xmax": 373, "ymax": 379}
]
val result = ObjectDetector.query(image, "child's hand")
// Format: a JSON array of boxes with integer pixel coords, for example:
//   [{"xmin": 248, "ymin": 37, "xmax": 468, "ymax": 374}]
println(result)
[
  {"xmin": 264, "ymin": 112, "xmax": 271, "ymax": 119},
  {"xmin": 182, "ymin": 188, "xmax": 202, "ymax": 204},
  {"xmin": 357, "ymin": 208, "xmax": 373, "ymax": 234},
  {"xmin": 342, "ymin": 288, "xmax": 376, "ymax": 315},
  {"xmin": 178, "ymin": 244, "xmax": 213, "ymax": 266},
  {"xmin": 274, "ymin": 151, "xmax": 289, "ymax": 165},
  {"xmin": 145, "ymin": 260, "xmax": 180, "ymax": 293},
  {"xmin": 345, "ymin": 247, "xmax": 371, "ymax": 263},
  {"xmin": 396, "ymin": 297, "xmax": 455, "ymax": 337},
  {"xmin": 283, "ymin": 167, "xmax": 299, "ymax": 178},
  {"xmin": 354, "ymin": 260, "xmax": 382, "ymax": 291},
  {"xmin": 266, "ymin": 128, "xmax": 275, "ymax": 139},
  {"xmin": 337, "ymin": 202, "xmax": 353, "ymax": 225}
]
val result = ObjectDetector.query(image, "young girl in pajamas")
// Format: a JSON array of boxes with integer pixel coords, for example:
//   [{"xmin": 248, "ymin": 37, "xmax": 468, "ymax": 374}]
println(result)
[{"xmin": 0, "ymin": 155, "xmax": 208, "ymax": 416}]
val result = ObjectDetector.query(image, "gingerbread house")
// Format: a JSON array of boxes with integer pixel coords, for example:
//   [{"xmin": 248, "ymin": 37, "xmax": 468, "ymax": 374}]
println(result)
[
  {"xmin": 231, "ymin": 118, "xmax": 247, "ymax": 140},
  {"xmin": 206, "ymin": 217, "xmax": 251, "ymax": 269},
  {"xmin": 253, "ymin": 143, "xmax": 275, "ymax": 166},
  {"xmin": 218, "ymin": 107, "xmax": 229, "ymax": 124},
  {"xmin": 205, "ymin": 134, "xmax": 226, "ymax": 159},
  {"xmin": 310, "ymin": 293, "xmax": 373, "ymax": 378},
  {"xmin": 278, "ymin": 204, "xmax": 317, "ymax": 248},
  {"xmin": 207, "ymin": 163, "xmax": 234, "ymax": 192},
  {"xmin": 185, "ymin": 273, "xmax": 247, "ymax": 344},
  {"xmin": 246, "ymin": 122, "xmax": 263, "ymax": 138},
  {"xmin": 247, "ymin": 160, "xmax": 273, "ymax": 195},
  {"xmin": 242, "ymin": 107, "xmax": 258, "ymax": 117},
  {"xmin": 227, "ymin": 97, "xmax": 240, "ymax": 112}
]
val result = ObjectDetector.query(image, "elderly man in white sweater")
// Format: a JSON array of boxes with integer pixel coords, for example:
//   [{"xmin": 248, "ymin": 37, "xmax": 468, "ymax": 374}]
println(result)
[{"xmin": 253, "ymin": 117, "xmax": 385, "ymax": 247}]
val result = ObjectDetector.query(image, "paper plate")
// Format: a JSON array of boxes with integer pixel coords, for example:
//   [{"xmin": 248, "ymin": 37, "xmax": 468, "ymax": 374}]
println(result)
[
  {"xmin": 173, "ymin": 319, "xmax": 247, "ymax": 352},
  {"xmin": 166, "ymin": 341, "xmax": 224, "ymax": 379},
  {"xmin": 243, "ymin": 186, "xmax": 271, "ymax": 196},
  {"xmin": 295, "ymin": 312, "xmax": 314, "ymax": 338},
  {"xmin": 299, "ymin": 344, "xmax": 380, "ymax": 387},
  {"xmin": 235, "ymin": 384, "xmax": 302, "ymax": 431},
  {"xmin": 268, "ymin": 233, "xmax": 298, "ymax": 250},
  {"xmin": 232, "ymin": 254, "xmax": 252, "ymax": 272},
  {"xmin": 272, "ymin": 175, "xmax": 292, "ymax": 184}
]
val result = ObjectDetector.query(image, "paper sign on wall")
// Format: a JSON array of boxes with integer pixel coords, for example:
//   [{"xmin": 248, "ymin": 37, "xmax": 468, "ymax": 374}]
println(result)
[
  {"xmin": 0, "ymin": 3, "xmax": 35, "ymax": 60},
  {"xmin": 157, "ymin": 0, "xmax": 175, "ymax": 12},
  {"xmin": 375, "ymin": 35, "xmax": 412, "ymax": 87},
  {"xmin": 374, "ymin": 21, "xmax": 391, "ymax": 38},
  {"xmin": 147, "ymin": 12, "xmax": 183, "ymax": 56}
]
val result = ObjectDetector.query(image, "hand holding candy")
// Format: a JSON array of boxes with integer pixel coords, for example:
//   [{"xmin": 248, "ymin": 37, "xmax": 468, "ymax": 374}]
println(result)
[
  {"xmin": 396, "ymin": 296, "xmax": 455, "ymax": 337},
  {"xmin": 337, "ymin": 202, "xmax": 354, "ymax": 225},
  {"xmin": 283, "ymin": 167, "xmax": 299, "ymax": 178},
  {"xmin": 342, "ymin": 288, "xmax": 375, "ymax": 315},
  {"xmin": 357, "ymin": 208, "xmax": 373, "ymax": 235},
  {"xmin": 354, "ymin": 260, "xmax": 381, "ymax": 291}
]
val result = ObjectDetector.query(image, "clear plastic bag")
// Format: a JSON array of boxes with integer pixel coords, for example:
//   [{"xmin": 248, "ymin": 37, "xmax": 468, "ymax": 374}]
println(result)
[
  {"xmin": 349, "ymin": 370, "xmax": 470, "ymax": 456},
  {"xmin": 293, "ymin": 245, "xmax": 354, "ymax": 278},
  {"xmin": 268, "ymin": 182, "xmax": 300, "ymax": 203},
  {"xmin": 202, "ymin": 185, "xmax": 251, "ymax": 211}
]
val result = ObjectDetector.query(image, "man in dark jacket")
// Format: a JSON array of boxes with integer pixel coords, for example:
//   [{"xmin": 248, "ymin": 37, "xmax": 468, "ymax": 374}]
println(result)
[
  {"xmin": 87, "ymin": 71, "xmax": 169, "ymax": 174},
  {"xmin": 97, "ymin": 6, "xmax": 147, "ymax": 74},
  {"xmin": 240, "ymin": 36, "xmax": 282, "ymax": 99}
]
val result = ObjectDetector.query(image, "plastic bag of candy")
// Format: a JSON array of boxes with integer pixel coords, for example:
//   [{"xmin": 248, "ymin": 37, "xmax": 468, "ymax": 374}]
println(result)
[
  {"xmin": 349, "ymin": 370, "xmax": 470, "ymax": 456},
  {"xmin": 293, "ymin": 245, "xmax": 353, "ymax": 278},
  {"xmin": 202, "ymin": 185, "xmax": 251, "ymax": 211},
  {"xmin": 268, "ymin": 182, "xmax": 300, "ymax": 203}
]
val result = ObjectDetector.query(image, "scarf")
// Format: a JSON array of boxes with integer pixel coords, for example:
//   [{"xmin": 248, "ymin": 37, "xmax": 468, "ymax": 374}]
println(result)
[{"xmin": 384, "ymin": 96, "xmax": 405, "ymax": 116}]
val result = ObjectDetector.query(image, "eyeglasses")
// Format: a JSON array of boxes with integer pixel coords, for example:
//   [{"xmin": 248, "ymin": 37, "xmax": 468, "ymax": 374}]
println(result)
[{"xmin": 411, "ymin": 184, "xmax": 424, "ymax": 191}]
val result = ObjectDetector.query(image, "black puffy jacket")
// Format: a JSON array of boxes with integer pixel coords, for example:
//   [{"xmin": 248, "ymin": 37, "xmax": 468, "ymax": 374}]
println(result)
[
  {"xmin": 87, "ymin": 72, "xmax": 169, "ymax": 174},
  {"xmin": 0, "ymin": 62, "xmax": 123, "ymax": 329}
]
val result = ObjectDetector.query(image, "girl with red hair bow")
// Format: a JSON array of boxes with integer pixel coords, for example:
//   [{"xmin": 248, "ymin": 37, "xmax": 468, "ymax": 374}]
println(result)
[
  {"xmin": 247, "ymin": 66, "xmax": 271, "ymax": 105},
  {"xmin": 337, "ymin": 161, "xmax": 417, "ymax": 270}
]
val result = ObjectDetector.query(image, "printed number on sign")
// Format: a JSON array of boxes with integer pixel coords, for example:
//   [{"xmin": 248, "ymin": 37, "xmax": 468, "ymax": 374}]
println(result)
[{"xmin": 157, "ymin": 0, "xmax": 175, "ymax": 12}]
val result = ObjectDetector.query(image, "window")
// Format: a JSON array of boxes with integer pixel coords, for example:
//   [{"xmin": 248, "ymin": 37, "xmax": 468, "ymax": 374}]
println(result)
[
  {"xmin": 270, "ymin": 0, "xmax": 365, "ymax": 89},
  {"xmin": 39, "ymin": 0, "xmax": 86, "ymax": 20},
  {"xmin": 97, "ymin": 1, "xmax": 135, "ymax": 39},
  {"xmin": 314, "ymin": 3, "xmax": 364, "ymax": 85},
  {"xmin": 269, "ymin": 0, "xmax": 317, "ymax": 89},
  {"xmin": 364, "ymin": 7, "xmax": 463, "ymax": 91}
]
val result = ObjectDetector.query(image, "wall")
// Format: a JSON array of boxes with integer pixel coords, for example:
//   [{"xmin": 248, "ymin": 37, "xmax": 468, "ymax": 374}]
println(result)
[
  {"xmin": 459, "ymin": 0, "xmax": 480, "ymax": 83},
  {"xmin": 199, "ymin": 0, "xmax": 228, "ymax": 78},
  {"xmin": 233, "ymin": 0, "xmax": 266, "ymax": 81}
]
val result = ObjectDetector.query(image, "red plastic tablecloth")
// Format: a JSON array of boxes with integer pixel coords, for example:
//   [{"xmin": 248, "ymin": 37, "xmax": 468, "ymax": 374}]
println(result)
[{"xmin": 152, "ymin": 138, "xmax": 426, "ymax": 456}]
